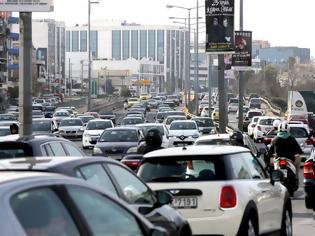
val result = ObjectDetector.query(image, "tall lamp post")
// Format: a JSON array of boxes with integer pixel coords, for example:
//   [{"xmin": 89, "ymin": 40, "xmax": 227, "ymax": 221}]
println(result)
[{"xmin": 87, "ymin": 0, "xmax": 99, "ymax": 111}]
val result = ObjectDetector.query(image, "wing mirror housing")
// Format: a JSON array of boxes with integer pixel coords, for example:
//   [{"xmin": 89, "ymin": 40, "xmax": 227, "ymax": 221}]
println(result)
[
  {"xmin": 270, "ymin": 170, "xmax": 283, "ymax": 185},
  {"xmin": 154, "ymin": 190, "xmax": 173, "ymax": 208}
]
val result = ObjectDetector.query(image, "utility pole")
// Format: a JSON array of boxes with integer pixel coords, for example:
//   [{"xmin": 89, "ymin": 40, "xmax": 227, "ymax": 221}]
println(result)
[
  {"xmin": 238, "ymin": 0, "xmax": 244, "ymax": 131},
  {"xmin": 81, "ymin": 60, "xmax": 84, "ymax": 96},
  {"xmin": 187, "ymin": 10, "xmax": 191, "ymax": 105},
  {"xmin": 19, "ymin": 12, "xmax": 32, "ymax": 136},
  {"xmin": 194, "ymin": 0, "xmax": 199, "ymax": 116},
  {"xmin": 208, "ymin": 55, "xmax": 213, "ymax": 117},
  {"xmin": 218, "ymin": 54, "xmax": 227, "ymax": 133},
  {"xmin": 68, "ymin": 57, "xmax": 71, "ymax": 97},
  {"xmin": 87, "ymin": 0, "xmax": 92, "ymax": 111}
]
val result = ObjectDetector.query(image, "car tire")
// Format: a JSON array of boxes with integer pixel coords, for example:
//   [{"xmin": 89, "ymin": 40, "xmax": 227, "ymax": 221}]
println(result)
[
  {"xmin": 237, "ymin": 213, "xmax": 258, "ymax": 236},
  {"xmin": 280, "ymin": 204, "xmax": 292, "ymax": 236}
]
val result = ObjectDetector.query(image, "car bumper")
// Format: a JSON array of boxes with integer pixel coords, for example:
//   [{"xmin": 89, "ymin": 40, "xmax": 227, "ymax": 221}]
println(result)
[{"xmin": 186, "ymin": 210, "xmax": 242, "ymax": 236}]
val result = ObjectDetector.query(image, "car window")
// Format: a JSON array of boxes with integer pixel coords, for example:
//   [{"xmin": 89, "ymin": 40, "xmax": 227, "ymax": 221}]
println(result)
[
  {"xmin": 107, "ymin": 164, "xmax": 156, "ymax": 205},
  {"xmin": 229, "ymin": 154, "xmax": 252, "ymax": 179},
  {"xmin": 62, "ymin": 143, "xmax": 83, "ymax": 157},
  {"xmin": 170, "ymin": 122, "xmax": 197, "ymax": 130},
  {"xmin": 240, "ymin": 153, "xmax": 267, "ymax": 179},
  {"xmin": 11, "ymin": 188, "xmax": 80, "ymax": 236},
  {"xmin": 259, "ymin": 118, "xmax": 274, "ymax": 126},
  {"xmin": 67, "ymin": 186, "xmax": 143, "ymax": 236},
  {"xmin": 290, "ymin": 127, "xmax": 308, "ymax": 138},
  {"xmin": 99, "ymin": 130, "xmax": 138, "ymax": 142},
  {"xmin": 48, "ymin": 142, "xmax": 67, "ymax": 156},
  {"xmin": 86, "ymin": 121, "xmax": 113, "ymax": 130},
  {"xmin": 76, "ymin": 164, "xmax": 118, "ymax": 197}
]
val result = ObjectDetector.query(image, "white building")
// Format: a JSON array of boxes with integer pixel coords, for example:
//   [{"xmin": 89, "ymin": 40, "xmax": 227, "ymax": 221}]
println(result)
[{"xmin": 65, "ymin": 23, "xmax": 188, "ymax": 93}]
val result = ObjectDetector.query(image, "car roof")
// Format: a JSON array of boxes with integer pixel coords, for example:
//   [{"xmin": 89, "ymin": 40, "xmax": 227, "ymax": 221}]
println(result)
[
  {"xmin": 195, "ymin": 133, "xmax": 230, "ymax": 142},
  {"xmin": 166, "ymin": 115, "xmax": 186, "ymax": 119},
  {"xmin": 144, "ymin": 145, "xmax": 249, "ymax": 158},
  {"xmin": 136, "ymin": 123, "xmax": 164, "ymax": 127},
  {"xmin": 0, "ymin": 156, "xmax": 118, "ymax": 171},
  {"xmin": 0, "ymin": 134, "xmax": 67, "ymax": 143}
]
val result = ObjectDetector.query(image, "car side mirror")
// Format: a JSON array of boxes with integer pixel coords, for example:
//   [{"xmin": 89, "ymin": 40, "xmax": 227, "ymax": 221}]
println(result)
[
  {"xmin": 270, "ymin": 170, "xmax": 283, "ymax": 185},
  {"xmin": 154, "ymin": 190, "xmax": 173, "ymax": 207}
]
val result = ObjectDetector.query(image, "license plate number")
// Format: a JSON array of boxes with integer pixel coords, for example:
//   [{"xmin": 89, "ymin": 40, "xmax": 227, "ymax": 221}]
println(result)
[
  {"xmin": 280, "ymin": 169, "xmax": 287, "ymax": 178},
  {"xmin": 172, "ymin": 197, "xmax": 198, "ymax": 209}
]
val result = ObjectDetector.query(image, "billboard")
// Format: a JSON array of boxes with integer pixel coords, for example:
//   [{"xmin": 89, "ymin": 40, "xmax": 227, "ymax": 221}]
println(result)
[
  {"xmin": 205, "ymin": 0, "xmax": 235, "ymax": 53},
  {"xmin": 232, "ymin": 31, "xmax": 252, "ymax": 67},
  {"xmin": 0, "ymin": 0, "xmax": 54, "ymax": 12}
]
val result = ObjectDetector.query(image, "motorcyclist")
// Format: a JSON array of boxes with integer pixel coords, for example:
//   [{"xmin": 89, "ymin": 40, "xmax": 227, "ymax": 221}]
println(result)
[
  {"xmin": 137, "ymin": 128, "xmax": 164, "ymax": 155},
  {"xmin": 230, "ymin": 130, "xmax": 244, "ymax": 146},
  {"xmin": 10, "ymin": 123, "xmax": 19, "ymax": 135},
  {"xmin": 265, "ymin": 119, "xmax": 282, "ymax": 137},
  {"xmin": 268, "ymin": 121, "xmax": 303, "ymax": 178}
]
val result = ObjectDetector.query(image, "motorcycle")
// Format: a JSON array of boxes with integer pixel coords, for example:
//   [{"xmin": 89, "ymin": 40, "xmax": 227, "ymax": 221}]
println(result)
[{"xmin": 273, "ymin": 157, "xmax": 298, "ymax": 196}]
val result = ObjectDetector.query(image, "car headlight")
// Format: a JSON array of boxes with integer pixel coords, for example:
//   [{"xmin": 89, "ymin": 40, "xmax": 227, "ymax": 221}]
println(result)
[
  {"xmin": 93, "ymin": 147, "xmax": 103, "ymax": 155},
  {"xmin": 126, "ymin": 146, "xmax": 138, "ymax": 154},
  {"xmin": 79, "ymin": 127, "xmax": 85, "ymax": 132},
  {"xmin": 192, "ymin": 134, "xmax": 200, "ymax": 139},
  {"xmin": 84, "ymin": 133, "xmax": 91, "ymax": 137}
]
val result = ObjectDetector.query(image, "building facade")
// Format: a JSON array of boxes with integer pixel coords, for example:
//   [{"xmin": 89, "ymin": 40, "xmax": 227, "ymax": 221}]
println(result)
[{"xmin": 65, "ymin": 23, "xmax": 188, "ymax": 94}]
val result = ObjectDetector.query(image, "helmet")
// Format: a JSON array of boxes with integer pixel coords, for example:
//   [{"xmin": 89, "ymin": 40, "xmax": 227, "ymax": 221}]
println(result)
[
  {"xmin": 230, "ymin": 131, "xmax": 244, "ymax": 146},
  {"xmin": 278, "ymin": 121, "xmax": 289, "ymax": 132},
  {"xmin": 9, "ymin": 123, "xmax": 19, "ymax": 134},
  {"xmin": 145, "ymin": 128, "xmax": 162, "ymax": 147},
  {"xmin": 273, "ymin": 119, "xmax": 282, "ymax": 129}
]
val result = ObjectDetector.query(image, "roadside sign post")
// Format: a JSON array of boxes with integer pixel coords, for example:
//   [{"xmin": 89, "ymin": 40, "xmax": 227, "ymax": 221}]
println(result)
[{"xmin": 3, "ymin": 0, "xmax": 54, "ymax": 136}]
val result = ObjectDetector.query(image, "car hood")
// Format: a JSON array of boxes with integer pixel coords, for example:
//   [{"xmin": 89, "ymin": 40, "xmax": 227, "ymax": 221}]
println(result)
[{"xmin": 169, "ymin": 130, "xmax": 199, "ymax": 136}]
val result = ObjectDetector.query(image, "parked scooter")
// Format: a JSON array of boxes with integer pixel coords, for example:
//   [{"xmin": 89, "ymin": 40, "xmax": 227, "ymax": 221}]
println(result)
[{"xmin": 273, "ymin": 157, "xmax": 299, "ymax": 196}]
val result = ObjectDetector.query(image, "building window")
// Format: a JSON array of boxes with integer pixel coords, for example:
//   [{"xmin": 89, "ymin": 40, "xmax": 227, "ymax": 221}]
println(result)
[
  {"xmin": 140, "ymin": 30, "xmax": 147, "ymax": 59},
  {"xmin": 122, "ymin": 30, "xmax": 130, "ymax": 60},
  {"xmin": 72, "ymin": 31, "xmax": 79, "ymax": 52},
  {"xmin": 80, "ymin": 31, "xmax": 87, "ymax": 52},
  {"xmin": 148, "ymin": 30, "xmax": 156, "ymax": 60},
  {"xmin": 91, "ymin": 31, "xmax": 98, "ymax": 59},
  {"xmin": 66, "ymin": 31, "xmax": 70, "ymax": 52},
  {"xmin": 131, "ymin": 30, "xmax": 138, "ymax": 60},
  {"xmin": 157, "ymin": 30, "xmax": 164, "ymax": 64},
  {"xmin": 112, "ymin": 30, "xmax": 121, "ymax": 60}
]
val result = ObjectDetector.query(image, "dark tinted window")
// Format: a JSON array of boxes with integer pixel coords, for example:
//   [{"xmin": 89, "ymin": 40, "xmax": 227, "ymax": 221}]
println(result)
[
  {"xmin": 122, "ymin": 118, "xmax": 143, "ymax": 125},
  {"xmin": 229, "ymin": 98, "xmax": 239, "ymax": 104},
  {"xmin": 86, "ymin": 121, "xmax": 113, "ymax": 130},
  {"xmin": 138, "ymin": 156, "xmax": 227, "ymax": 182},
  {"xmin": 290, "ymin": 127, "xmax": 308, "ymax": 138},
  {"xmin": 247, "ymin": 112, "xmax": 262, "ymax": 118},
  {"xmin": 32, "ymin": 120, "xmax": 51, "ymax": 132},
  {"xmin": 193, "ymin": 118, "xmax": 214, "ymax": 127},
  {"xmin": 139, "ymin": 126, "xmax": 164, "ymax": 135},
  {"xmin": 259, "ymin": 118, "xmax": 275, "ymax": 126},
  {"xmin": 0, "ymin": 143, "xmax": 33, "ymax": 158},
  {"xmin": 170, "ymin": 122, "xmax": 196, "ymax": 130},
  {"xmin": 99, "ymin": 130, "xmax": 138, "ymax": 142},
  {"xmin": 60, "ymin": 119, "xmax": 83, "ymax": 127}
]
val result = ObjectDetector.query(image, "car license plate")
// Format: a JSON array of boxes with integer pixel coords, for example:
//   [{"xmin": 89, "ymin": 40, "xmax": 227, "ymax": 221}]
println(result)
[
  {"xmin": 280, "ymin": 169, "xmax": 287, "ymax": 178},
  {"xmin": 171, "ymin": 197, "xmax": 198, "ymax": 209}
]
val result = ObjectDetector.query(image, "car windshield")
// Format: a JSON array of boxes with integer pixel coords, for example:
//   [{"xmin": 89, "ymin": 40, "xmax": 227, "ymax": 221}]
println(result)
[
  {"xmin": 86, "ymin": 121, "xmax": 112, "ymax": 130},
  {"xmin": 60, "ymin": 119, "xmax": 82, "ymax": 127},
  {"xmin": 55, "ymin": 112, "xmax": 69, "ymax": 117},
  {"xmin": 193, "ymin": 119, "xmax": 214, "ymax": 127},
  {"xmin": 32, "ymin": 121, "xmax": 51, "ymax": 131},
  {"xmin": 138, "ymin": 156, "xmax": 227, "ymax": 182},
  {"xmin": 139, "ymin": 126, "xmax": 164, "ymax": 136},
  {"xmin": 229, "ymin": 99, "xmax": 239, "ymax": 104},
  {"xmin": 99, "ymin": 130, "xmax": 138, "ymax": 142},
  {"xmin": 248, "ymin": 112, "xmax": 262, "ymax": 118},
  {"xmin": 78, "ymin": 116, "xmax": 95, "ymax": 123},
  {"xmin": 170, "ymin": 122, "xmax": 197, "ymax": 130},
  {"xmin": 259, "ymin": 118, "xmax": 275, "ymax": 126},
  {"xmin": 122, "ymin": 118, "xmax": 143, "ymax": 125},
  {"xmin": 290, "ymin": 127, "xmax": 308, "ymax": 138},
  {"xmin": 166, "ymin": 117, "xmax": 186, "ymax": 125}
]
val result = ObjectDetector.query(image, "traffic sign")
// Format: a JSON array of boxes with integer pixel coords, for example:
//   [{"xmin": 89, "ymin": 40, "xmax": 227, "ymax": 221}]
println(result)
[{"xmin": 0, "ymin": 0, "xmax": 54, "ymax": 12}]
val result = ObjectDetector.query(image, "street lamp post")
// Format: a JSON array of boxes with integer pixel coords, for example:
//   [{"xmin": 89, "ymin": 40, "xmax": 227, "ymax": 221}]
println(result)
[
  {"xmin": 87, "ymin": 0, "xmax": 99, "ymax": 111},
  {"xmin": 195, "ymin": 0, "xmax": 199, "ymax": 116}
]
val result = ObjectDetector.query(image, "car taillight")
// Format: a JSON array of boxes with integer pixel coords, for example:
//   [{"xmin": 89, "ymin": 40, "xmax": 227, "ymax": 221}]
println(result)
[
  {"xmin": 263, "ymin": 138, "xmax": 272, "ymax": 145},
  {"xmin": 279, "ymin": 159, "xmax": 287, "ymax": 166},
  {"xmin": 306, "ymin": 138, "xmax": 313, "ymax": 145},
  {"xmin": 304, "ymin": 161, "xmax": 315, "ymax": 179},
  {"xmin": 257, "ymin": 125, "xmax": 261, "ymax": 131},
  {"xmin": 220, "ymin": 186, "xmax": 237, "ymax": 208},
  {"xmin": 121, "ymin": 160, "xmax": 140, "ymax": 169}
]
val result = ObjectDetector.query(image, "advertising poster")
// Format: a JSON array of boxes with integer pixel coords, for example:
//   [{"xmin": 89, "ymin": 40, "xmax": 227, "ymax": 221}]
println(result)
[
  {"xmin": 232, "ymin": 31, "xmax": 252, "ymax": 67},
  {"xmin": 205, "ymin": 0, "xmax": 235, "ymax": 53}
]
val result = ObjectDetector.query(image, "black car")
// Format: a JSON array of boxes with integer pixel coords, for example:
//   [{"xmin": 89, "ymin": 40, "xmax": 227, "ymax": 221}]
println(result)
[
  {"xmin": 0, "ymin": 156, "xmax": 192, "ymax": 236},
  {"xmin": 0, "ymin": 135, "xmax": 85, "ymax": 158},
  {"xmin": 93, "ymin": 127, "xmax": 144, "ymax": 160},
  {"xmin": 100, "ymin": 111, "xmax": 116, "ymax": 124}
]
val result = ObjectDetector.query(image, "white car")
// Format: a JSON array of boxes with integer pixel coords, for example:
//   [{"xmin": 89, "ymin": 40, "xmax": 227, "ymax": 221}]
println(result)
[
  {"xmin": 228, "ymin": 98, "xmax": 239, "ymax": 112},
  {"xmin": 82, "ymin": 119, "xmax": 114, "ymax": 149},
  {"xmin": 253, "ymin": 116, "xmax": 278, "ymax": 141},
  {"xmin": 136, "ymin": 123, "xmax": 170, "ymax": 148},
  {"xmin": 138, "ymin": 146, "xmax": 292, "ymax": 236},
  {"xmin": 194, "ymin": 133, "xmax": 231, "ymax": 145},
  {"xmin": 164, "ymin": 115, "xmax": 187, "ymax": 130},
  {"xmin": 168, "ymin": 120, "xmax": 200, "ymax": 146},
  {"xmin": 247, "ymin": 116, "xmax": 261, "ymax": 138},
  {"xmin": 200, "ymin": 106, "xmax": 210, "ymax": 117},
  {"xmin": 289, "ymin": 124, "xmax": 313, "ymax": 161},
  {"xmin": 199, "ymin": 101, "xmax": 209, "ymax": 114},
  {"xmin": 53, "ymin": 109, "xmax": 71, "ymax": 126},
  {"xmin": 58, "ymin": 118, "xmax": 84, "ymax": 139}
]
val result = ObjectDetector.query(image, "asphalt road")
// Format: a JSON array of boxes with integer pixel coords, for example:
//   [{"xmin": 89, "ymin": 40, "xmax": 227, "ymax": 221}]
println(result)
[{"xmin": 73, "ymin": 105, "xmax": 315, "ymax": 235}]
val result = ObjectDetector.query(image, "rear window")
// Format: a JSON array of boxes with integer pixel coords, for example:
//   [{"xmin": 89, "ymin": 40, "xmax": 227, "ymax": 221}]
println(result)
[
  {"xmin": 138, "ymin": 156, "xmax": 228, "ymax": 182},
  {"xmin": 248, "ymin": 112, "xmax": 262, "ymax": 118},
  {"xmin": 290, "ymin": 127, "xmax": 308, "ymax": 138},
  {"xmin": 229, "ymin": 99, "xmax": 239, "ymax": 104},
  {"xmin": 193, "ymin": 119, "xmax": 214, "ymax": 127},
  {"xmin": 0, "ymin": 143, "xmax": 33, "ymax": 158},
  {"xmin": 170, "ymin": 122, "xmax": 196, "ymax": 130},
  {"xmin": 259, "ymin": 118, "xmax": 274, "ymax": 126}
]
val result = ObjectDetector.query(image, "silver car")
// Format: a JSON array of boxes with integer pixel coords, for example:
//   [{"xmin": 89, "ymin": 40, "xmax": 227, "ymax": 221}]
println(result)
[
  {"xmin": 0, "ymin": 171, "xmax": 167, "ymax": 236},
  {"xmin": 58, "ymin": 118, "xmax": 84, "ymax": 139}
]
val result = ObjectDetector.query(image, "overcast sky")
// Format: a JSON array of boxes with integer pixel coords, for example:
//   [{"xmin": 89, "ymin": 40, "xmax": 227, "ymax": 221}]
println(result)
[{"xmin": 33, "ymin": 0, "xmax": 314, "ymax": 55}]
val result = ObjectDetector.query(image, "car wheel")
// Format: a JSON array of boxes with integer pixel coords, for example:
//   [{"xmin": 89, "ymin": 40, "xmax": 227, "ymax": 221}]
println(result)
[
  {"xmin": 305, "ymin": 195, "xmax": 314, "ymax": 209},
  {"xmin": 280, "ymin": 205, "xmax": 292, "ymax": 236},
  {"xmin": 179, "ymin": 225, "xmax": 192, "ymax": 236},
  {"xmin": 238, "ymin": 214, "xmax": 258, "ymax": 236}
]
